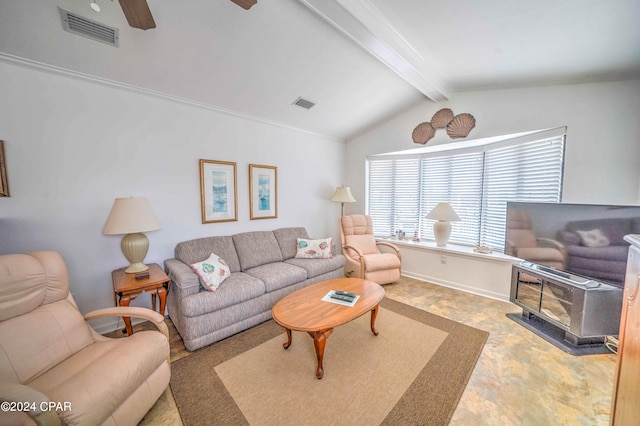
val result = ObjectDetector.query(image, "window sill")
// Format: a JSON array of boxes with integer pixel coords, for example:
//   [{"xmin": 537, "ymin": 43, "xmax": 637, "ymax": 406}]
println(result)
[{"xmin": 377, "ymin": 238, "xmax": 521, "ymax": 264}]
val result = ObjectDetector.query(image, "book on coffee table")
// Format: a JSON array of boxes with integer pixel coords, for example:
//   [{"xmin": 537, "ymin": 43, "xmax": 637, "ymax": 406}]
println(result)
[{"xmin": 322, "ymin": 290, "xmax": 359, "ymax": 307}]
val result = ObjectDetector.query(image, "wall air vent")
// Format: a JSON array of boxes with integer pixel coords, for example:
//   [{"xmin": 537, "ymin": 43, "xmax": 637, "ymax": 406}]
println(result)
[
  {"xmin": 292, "ymin": 97, "xmax": 316, "ymax": 110},
  {"xmin": 60, "ymin": 8, "xmax": 119, "ymax": 47}
]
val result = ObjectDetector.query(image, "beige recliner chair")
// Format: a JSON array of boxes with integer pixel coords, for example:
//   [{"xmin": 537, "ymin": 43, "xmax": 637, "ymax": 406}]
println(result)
[
  {"xmin": 339, "ymin": 214, "xmax": 402, "ymax": 284},
  {"xmin": 505, "ymin": 209, "xmax": 566, "ymax": 269},
  {"xmin": 0, "ymin": 251, "xmax": 170, "ymax": 426}
]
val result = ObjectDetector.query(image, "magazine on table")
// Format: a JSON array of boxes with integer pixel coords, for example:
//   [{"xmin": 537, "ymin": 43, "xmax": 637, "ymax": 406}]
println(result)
[{"xmin": 322, "ymin": 290, "xmax": 359, "ymax": 307}]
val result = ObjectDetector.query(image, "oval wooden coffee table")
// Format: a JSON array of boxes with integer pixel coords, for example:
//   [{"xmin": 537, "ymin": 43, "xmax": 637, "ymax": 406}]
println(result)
[{"xmin": 271, "ymin": 277, "xmax": 385, "ymax": 379}]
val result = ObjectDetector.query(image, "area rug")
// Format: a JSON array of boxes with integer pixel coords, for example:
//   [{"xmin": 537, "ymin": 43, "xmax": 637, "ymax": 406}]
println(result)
[{"xmin": 170, "ymin": 298, "xmax": 489, "ymax": 426}]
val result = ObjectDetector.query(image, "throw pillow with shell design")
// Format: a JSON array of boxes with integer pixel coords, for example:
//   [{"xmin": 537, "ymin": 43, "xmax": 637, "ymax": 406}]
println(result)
[
  {"xmin": 190, "ymin": 253, "xmax": 231, "ymax": 291},
  {"xmin": 295, "ymin": 237, "xmax": 333, "ymax": 259}
]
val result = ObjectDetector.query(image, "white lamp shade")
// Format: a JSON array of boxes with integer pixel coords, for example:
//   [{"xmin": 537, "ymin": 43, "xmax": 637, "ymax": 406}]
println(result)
[
  {"xmin": 103, "ymin": 197, "xmax": 161, "ymax": 235},
  {"xmin": 330, "ymin": 186, "xmax": 356, "ymax": 203},
  {"xmin": 426, "ymin": 202, "xmax": 460, "ymax": 222}
]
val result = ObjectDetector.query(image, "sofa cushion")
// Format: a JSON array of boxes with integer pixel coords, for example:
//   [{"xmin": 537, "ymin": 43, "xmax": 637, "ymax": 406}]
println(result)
[
  {"xmin": 27, "ymin": 331, "xmax": 168, "ymax": 426},
  {"xmin": 175, "ymin": 236, "xmax": 242, "ymax": 273},
  {"xmin": 244, "ymin": 262, "xmax": 307, "ymax": 293},
  {"xmin": 232, "ymin": 231, "xmax": 283, "ymax": 270},
  {"xmin": 295, "ymin": 237, "xmax": 333, "ymax": 259},
  {"xmin": 273, "ymin": 227, "xmax": 310, "ymax": 259},
  {"xmin": 181, "ymin": 273, "xmax": 266, "ymax": 317},
  {"xmin": 285, "ymin": 256, "xmax": 346, "ymax": 279},
  {"xmin": 190, "ymin": 253, "xmax": 231, "ymax": 291}
]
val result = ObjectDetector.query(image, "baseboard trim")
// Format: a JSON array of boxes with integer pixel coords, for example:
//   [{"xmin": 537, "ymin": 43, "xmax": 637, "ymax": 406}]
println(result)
[{"xmin": 401, "ymin": 271, "xmax": 509, "ymax": 302}]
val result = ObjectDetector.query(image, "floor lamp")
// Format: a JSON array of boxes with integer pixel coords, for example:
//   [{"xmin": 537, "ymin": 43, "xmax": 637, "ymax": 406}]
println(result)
[{"xmin": 331, "ymin": 185, "xmax": 356, "ymax": 216}]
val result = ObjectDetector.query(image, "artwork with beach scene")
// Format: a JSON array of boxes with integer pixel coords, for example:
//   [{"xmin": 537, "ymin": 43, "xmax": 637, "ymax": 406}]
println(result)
[
  {"xmin": 200, "ymin": 159, "xmax": 237, "ymax": 223},
  {"xmin": 250, "ymin": 164, "xmax": 277, "ymax": 220}
]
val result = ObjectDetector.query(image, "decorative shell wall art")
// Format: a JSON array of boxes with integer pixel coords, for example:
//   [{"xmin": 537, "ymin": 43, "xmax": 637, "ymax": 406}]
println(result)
[
  {"xmin": 446, "ymin": 113, "xmax": 476, "ymax": 139},
  {"xmin": 410, "ymin": 109, "xmax": 476, "ymax": 144},
  {"xmin": 430, "ymin": 108, "xmax": 454, "ymax": 129},
  {"xmin": 412, "ymin": 122, "xmax": 435, "ymax": 144}
]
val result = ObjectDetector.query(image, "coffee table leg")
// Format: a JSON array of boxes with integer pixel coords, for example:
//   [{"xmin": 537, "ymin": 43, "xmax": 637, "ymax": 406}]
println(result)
[
  {"xmin": 312, "ymin": 331, "xmax": 327, "ymax": 379},
  {"xmin": 370, "ymin": 304, "xmax": 380, "ymax": 336},
  {"xmin": 282, "ymin": 328, "xmax": 292, "ymax": 349}
]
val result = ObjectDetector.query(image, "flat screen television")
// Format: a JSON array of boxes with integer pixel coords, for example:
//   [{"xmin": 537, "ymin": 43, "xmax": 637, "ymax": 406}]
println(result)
[{"xmin": 505, "ymin": 202, "xmax": 640, "ymax": 288}]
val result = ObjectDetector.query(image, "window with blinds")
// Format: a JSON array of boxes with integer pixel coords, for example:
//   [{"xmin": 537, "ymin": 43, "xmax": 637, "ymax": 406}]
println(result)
[{"xmin": 366, "ymin": 128, "xmax": 565, "ymax": 251}]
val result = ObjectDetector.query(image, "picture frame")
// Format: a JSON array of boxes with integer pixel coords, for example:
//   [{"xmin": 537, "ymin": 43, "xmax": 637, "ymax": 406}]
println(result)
[
  {"xmin": 249, "ymin": 164, "xmax": 277, "ymax": 220},
  {"xmin": 200, "ymin": 159, "xmax": 238, "ymax": 223},
  {"xmin": 0, "ymin": 141, "xmax": 8, "ymax": 197}
]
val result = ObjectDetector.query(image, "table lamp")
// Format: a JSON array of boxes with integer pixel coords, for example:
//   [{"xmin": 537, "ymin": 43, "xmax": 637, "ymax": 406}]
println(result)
[
  {"xmin": 103, "ymin": 197, "xmax": 161, "ymax": 273},
  {"xmin": 330, "ymin": 185, "xmax": 356, "ymax": 216},
  {"xmin": 426, "ymin": 202, "xmax": 460, "ymax": 247}
]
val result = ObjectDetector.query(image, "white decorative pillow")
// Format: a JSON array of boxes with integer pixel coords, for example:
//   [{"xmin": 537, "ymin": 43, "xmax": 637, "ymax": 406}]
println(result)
[
  {"xmin": 576, "ymin": 229, "xmax": 610, "ymax": 248},
  {"xmin": 190, "ymin": 253, "xmax": 231, "ymax": 291},
  {"xmin": 295, "ymin": 237, "xmax": 333, "ymax": 259}
]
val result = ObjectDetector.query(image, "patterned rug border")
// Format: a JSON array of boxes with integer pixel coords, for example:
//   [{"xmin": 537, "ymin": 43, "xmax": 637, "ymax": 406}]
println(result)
[{"xmin": 170, "ymin": 298, "xmax": 489, "ymax": 426}]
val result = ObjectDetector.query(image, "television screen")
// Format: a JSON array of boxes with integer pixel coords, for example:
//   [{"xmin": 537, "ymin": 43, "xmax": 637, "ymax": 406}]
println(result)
[{"xmin": 505, "ymin": 202, "xmax": 640, "ymax": 288}]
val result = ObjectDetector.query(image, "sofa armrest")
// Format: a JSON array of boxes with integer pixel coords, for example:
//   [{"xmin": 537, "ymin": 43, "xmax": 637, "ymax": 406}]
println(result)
[
  {"xmin": 164, "ymin": 258, "xmax": 201, "ymax": 298},
  {"xmin": 0, "ymin": 383, "xmax": 61, "ymax": 426},
  {"xmin": 84, "ymin": 307, "xmax": 169, "ymax": 340}
]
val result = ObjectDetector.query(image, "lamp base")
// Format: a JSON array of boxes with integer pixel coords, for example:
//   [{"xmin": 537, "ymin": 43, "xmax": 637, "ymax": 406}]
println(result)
[
  {"xmin": 433, "ymin": 221, "xmax": 452, "ymax": 247},
  {"xmin": 125, "ymin": 262, "xmax": 150, "ymax": 274},
  {"xmin": 121, "ymin": 232, "xmax": 150, "ymax": 274}
]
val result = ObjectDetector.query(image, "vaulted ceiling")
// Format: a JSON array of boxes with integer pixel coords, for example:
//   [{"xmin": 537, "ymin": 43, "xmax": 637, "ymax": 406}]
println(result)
[{"xmin": 1, "ymin": 0, "xmax": 639, "ymax": 140}]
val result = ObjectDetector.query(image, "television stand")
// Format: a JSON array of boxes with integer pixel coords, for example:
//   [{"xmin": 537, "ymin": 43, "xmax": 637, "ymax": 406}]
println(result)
[
  {"xmin": 508, "ymin": 262, "xmax": 623, "ymax": 355},
  {"xmin": 506, "ymin": 312, "xmax": 609, "ymax": 355}
]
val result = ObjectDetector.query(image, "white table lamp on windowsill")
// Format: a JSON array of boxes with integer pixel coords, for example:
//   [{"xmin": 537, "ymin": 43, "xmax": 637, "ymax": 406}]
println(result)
[
  {"xmin": 331, "ymin": 185, "xmax": 356, "ymax": 217},
  {"xmin": 426, "ymin": 202, "xmax": 460, "ymax": 247},
  {"xmin": 103, "ymin": 197, "xmax": 161, "ymax": 273}
]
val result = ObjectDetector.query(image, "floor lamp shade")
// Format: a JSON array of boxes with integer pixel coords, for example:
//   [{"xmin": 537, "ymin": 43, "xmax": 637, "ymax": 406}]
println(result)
[
  {"xmin": 426, "ymin": 202, "xmax": 460, "ymax": 247},
  {"xmin": 331, "ymin": 185, "xmax": 356, "ymax": 216},
  {"xmin": 103, "ymin": 197, "xmax": 161, "ymax": 273}
]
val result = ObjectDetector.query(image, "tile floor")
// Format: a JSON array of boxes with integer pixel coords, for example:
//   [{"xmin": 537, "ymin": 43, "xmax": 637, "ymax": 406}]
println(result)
[{"xmin": 129, "ymin": 276, "xmax": 616, "ymax": 425}]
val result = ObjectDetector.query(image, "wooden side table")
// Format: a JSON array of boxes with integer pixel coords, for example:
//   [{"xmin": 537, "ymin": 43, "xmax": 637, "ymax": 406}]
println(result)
[{"xmin": 112, "ymin": 263, "xmax": 171, "ymax": 336}]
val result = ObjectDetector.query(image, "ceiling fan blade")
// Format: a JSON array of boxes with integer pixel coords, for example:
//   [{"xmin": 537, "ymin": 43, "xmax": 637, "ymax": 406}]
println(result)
[
  {"xmin": 118, "ymin": 0, "xmax": 156, "ymax": 30},
  {"xmin": 230, "ymin": 0, "xmax": 258, "ymax": 10}
]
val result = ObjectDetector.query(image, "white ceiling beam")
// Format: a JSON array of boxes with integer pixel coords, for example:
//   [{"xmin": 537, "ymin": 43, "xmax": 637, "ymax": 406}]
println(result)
[{"xmin": 298, "ymin": 0, "xmax": 449, "ymax": 102}]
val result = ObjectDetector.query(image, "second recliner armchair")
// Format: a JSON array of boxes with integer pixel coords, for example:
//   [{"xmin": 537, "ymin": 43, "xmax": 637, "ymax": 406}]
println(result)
[{"xmin": 339, "ymin": 214, "xmax": 402, "ymax": 284}]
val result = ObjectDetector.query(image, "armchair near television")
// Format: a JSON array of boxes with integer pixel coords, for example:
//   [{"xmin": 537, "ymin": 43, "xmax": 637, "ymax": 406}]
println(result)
[{"xmin": 505, "ymin": 209, "xmax": 566, "ymax": 269}]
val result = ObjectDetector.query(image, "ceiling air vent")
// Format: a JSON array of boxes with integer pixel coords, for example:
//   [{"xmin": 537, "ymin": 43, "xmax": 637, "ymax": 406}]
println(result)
[
  {"xmin": 60, "ymin": 8, "xmax": 119, "ymax": 47},
  {"xmin": 292, "ymin": 97, "xmax": 315, "ymax": 110}
]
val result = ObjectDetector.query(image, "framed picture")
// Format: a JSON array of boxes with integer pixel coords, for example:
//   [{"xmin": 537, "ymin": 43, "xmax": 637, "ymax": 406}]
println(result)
[
  {"xmin": 0, "ymin": 141, "xmax": 8, "ymax": 197},
  {"xmin": 200, "ymin": 159, "xmax": 238, "ymax": 223},
  {"xmin": 249, "ymin": 164, "xmax": 277, "ymax": 220}
]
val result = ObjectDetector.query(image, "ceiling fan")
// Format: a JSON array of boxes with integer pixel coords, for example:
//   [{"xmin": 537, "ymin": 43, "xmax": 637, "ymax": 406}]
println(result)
[{"xmin": 117, "ymin": 0, "xmax": 257, "ymax": 30}]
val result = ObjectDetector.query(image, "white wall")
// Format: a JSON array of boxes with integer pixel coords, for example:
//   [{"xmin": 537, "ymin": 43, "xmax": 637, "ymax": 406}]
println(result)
[
  {"xmin": 0, "ymin": 60, "xmax": 346, "ymax": 330},
  {"xmin": 345, "ymin": 79, "xmax": 640, "ymax": 297},
  {"xmin": 346, "ymin": 79, "xmax": 640, "ymax": 213}
]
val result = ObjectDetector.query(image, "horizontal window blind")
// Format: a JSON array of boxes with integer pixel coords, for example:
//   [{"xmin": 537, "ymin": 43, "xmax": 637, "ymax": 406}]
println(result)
[
  {"xmin": 480, "ymin": 136, "xmax": 565, "ymax": 250},
  {"xmin": 421, "ymin": 152, "xmax": 484, "ymax": 245},
  {"xmin": 366, "ymin": 128, "xmax": 565, "ymax": 250},
  {"xmin": 368, "ymin": 158, "xmax": 421, "ymax": 237}
]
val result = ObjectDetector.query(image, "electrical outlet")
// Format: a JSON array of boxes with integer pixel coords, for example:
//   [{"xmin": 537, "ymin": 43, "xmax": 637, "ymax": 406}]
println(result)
[{"xmin": 441, "ymin": 255, "xmax": 447, "ymax": 264}]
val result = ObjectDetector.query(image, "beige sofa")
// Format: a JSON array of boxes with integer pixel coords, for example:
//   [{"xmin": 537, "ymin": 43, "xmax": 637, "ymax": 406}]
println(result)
[
  {"xmin": 0, "ymin": 251, "xmax": 170, "ymax": 426},
  {"xmin": 164, "ymin": 227, "xmax": 346, "ymax": 351}
]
